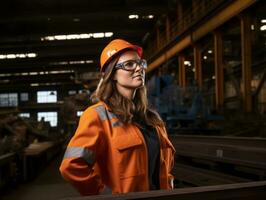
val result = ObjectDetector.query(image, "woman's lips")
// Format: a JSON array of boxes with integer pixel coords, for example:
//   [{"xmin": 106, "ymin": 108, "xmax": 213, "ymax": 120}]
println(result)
[{"xmin": 133, "ymin": 75, "xmax": 143, "ymax": 78}]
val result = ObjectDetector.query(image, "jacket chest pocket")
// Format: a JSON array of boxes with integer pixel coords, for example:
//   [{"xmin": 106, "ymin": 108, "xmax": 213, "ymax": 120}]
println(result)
[{"xmin": 113, "ymin": 132, "xmax": 145, "ymax": 179}]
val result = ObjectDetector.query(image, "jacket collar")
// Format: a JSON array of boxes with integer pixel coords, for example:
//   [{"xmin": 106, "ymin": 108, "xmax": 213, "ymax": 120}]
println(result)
[{"xmin": 98, "ymin": 100, "xmax": 112, "ymax": 111}]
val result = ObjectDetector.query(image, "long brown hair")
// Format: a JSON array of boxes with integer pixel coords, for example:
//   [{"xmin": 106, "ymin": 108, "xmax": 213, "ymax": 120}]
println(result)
[{"xmin": 91, "ymin": 54, "xmax": 164, "ymax": 127}]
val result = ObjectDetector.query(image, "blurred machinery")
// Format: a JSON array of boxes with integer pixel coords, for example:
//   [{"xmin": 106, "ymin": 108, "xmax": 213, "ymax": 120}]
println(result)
[
  {"xmin": 147, "ymin": 74, "xmax": 224, "ymax": 134},
  {"xmin": 0, "ymin": 114, "xmax": 52, "ymax": 156},
  {"xmin": 61, "ymin": 90, "xmax": 91, "ymax": 138},
  {"xmin": 0, "ymin": 112, "xmax": 54, "ymax": 189}
]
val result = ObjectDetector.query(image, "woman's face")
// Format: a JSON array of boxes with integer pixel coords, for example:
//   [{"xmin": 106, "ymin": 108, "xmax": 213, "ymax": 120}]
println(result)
[{"xmin": 113, "ymin": 50, "xmax": 145, "ymax": 89}]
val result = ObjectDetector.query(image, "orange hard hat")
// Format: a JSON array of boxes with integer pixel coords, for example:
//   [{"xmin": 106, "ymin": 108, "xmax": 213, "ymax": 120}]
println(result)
[{"xmin": 100, "ymin": 39, "xmax": 143, "ymax": 72}]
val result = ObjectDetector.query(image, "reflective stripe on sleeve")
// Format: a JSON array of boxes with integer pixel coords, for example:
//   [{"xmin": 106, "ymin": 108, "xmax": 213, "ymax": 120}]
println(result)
[
  {"xmin": 95, "ymin": 106, "xmax": 116, "ymax": 121},
  {"xmin": 63, "ymin": 147, "xmax": 95, "ymax": 165},
  {"xmin": 95, "ymin": 105, "xmax": 123, "ymax": 127},
  {"xmin": 95, "ymin": 106, "xmax": 107, "ymax": 120}
]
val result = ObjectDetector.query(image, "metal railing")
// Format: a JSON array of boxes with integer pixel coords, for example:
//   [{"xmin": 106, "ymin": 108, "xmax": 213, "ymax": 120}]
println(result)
[
  {"xmin": 62, "ymin": 181, "xmax": 266, "ymax": 200},
  {"xmin": 145, "ymin": 0, "xmax": 228, "ymax": 60}
]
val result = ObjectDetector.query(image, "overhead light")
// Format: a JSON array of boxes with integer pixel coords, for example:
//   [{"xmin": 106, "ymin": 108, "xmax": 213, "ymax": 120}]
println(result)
[
  {"xmin": 31, "ymin": 83, "xmax": 39, "ymax": 87},
  {"xmin": 17, "ymin": 54, "xmax": 26, "ymax": 58},
  {"xmin": 260, "ymin": 25, "xmax": 266, "ymax": 31},
  {"xmin": 41, "ymin": 36, "xmax": 54, "ymax": 41},
  {"xmin": 49, "ymin": 70, "xmax": 74, "ymax": 74},
  {"xmin": 6, "ymin": 54, "xmax": 16, "ymax": 59},
  {"xmin": 105, "ymin": 32, "xmax": 113, "ymax": 37},
  {"xmin": 0, "ymin": 53, "xmax": 37, "ymax": 60},
  {"xmin": 0, "ymin": 73, "xmax": 11, "ymax": 77},
  {"xmin": 0, "ymin": 70, "xmax": 75, "ymax": 78},
  {"xmin": 208, "ymin": 50, "xmax": 212, "ymax": 54},
  {"xmin": 80, "ymin": 34, "xmax": 91, "ymax": 39},
  {"xmin": 0, "ymin": 79, "xmax": 10, "ymax": 83},
  {"xmin": 184, "ymin": 60, "xmax": 191, "ymax": 66},
  {"xmin": 73, "ymin": 18, "xmax": 80, "ymax": 22},
  {"xmin": 50, "ymin": 60, "xmax": 94, "ymax": 65},
  {"xmin": 93, "ymin": 33, "xmax": 105, "ymax": 38},
  {"xmin": 55, "ymin": 35, "xmax": 67, "ymax": 40},
  {"xmin": 129, "ymin": 15, "xmax": 139, "ymax": 19},
  {"xmin": 50, "ymin": 61, "xmax": 68, "ymax": 65},
  {"xmin": 251, "ymin": 24, "xmax": 255, "ymax": 30},
  {"xmin": 69, "ymin": 60, "xmax": 85, "ymax": 64},
  {"xmin": 85, "ymin": 60, "xmax": 93, "ymax": 64},
  {"xmin": 31, "ymin": 82, "xmax": 60, "ymax": 86},
  {"xmin": 261, "ymin": 19, "xmax": 266, "ymax": 23},
  {"xmin": 41, "ymin": 32, "xmax": 113, "ymax": 41},
  {"xmin": 27, "ymin": 53, "xmax": 37, "ymax": 58},
  {"xmin": 203, "ymin": 56, "xmax": 208, "ymax": 60},
  {"xmin": 142, "ymin": 15, "xmax": 154, "ymax": 19}
]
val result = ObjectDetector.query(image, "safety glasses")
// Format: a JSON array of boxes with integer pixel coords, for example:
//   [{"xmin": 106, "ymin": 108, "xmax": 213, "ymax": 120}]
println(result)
[{"xmin": 115, "ymin": 59, "xmax": 147, "ymax": 71}]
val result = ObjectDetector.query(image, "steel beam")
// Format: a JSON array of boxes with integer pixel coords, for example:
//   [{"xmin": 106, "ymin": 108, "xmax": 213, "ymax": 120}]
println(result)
[
  {"xmin": 148, "ymin": 0, "xmax": 257, "ymax": 73},
  {"xmin": 147, "ymin": 36, "xmax": 191, "ymax": 73},
  {"xmin": 192, "ymin": 0, "xmax": 257, "ymax": 41}
]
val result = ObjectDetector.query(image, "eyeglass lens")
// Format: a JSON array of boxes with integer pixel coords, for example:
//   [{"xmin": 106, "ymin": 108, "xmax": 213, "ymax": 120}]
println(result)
[{"xmin": 118, "ymin": 59, "xmax": 147, "ymax": 71}]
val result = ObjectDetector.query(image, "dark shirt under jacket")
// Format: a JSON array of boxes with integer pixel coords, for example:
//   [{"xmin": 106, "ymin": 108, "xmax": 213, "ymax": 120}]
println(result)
[{"xmin": 134, "ymin": 118, "xmax": 160, "ymax": 190}]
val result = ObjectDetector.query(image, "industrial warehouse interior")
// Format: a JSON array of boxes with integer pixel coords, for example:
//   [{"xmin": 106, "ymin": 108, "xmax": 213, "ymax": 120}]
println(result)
[{"xmin": 0, "ymin": 0, "xmax": 266, "ymax": 200}]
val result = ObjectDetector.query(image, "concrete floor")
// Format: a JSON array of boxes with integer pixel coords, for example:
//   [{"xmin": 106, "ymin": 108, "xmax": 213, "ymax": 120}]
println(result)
[{"xmin": 1, "ymin": 153, "xmax": 80, "ymax": 200}]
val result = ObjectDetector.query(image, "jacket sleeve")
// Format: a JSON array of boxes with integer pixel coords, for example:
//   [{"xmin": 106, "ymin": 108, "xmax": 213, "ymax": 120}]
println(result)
[{"xmin": 59, "ymin": 108, "xmax": 105, "ymax": 195}]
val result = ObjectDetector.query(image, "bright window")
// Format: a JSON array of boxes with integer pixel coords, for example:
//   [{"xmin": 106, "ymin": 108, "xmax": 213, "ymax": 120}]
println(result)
[
  {"xmin": 20, "ymin": 93, "xmax": 29, "ymax": 101},
  {"xmin": 0, "ymin": 93, "xmax": 18, "ymax": 107},
  {"xmin": 38, "ymin": 112, "xmax": 58, "ymax": 127},
  {"xmin": 37, "ymin": 91, "xmax": 57, "ymax": 103}
]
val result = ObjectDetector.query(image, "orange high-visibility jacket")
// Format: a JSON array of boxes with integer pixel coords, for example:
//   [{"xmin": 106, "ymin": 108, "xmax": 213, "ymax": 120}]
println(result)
[{"xmin": 60, "ymin": 101, "xmax": 175, "ymax": 196}]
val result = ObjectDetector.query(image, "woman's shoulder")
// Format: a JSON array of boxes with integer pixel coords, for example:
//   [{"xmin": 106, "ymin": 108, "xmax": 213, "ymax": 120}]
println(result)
[{"xmin": 82, "ymin": 101, "xmax": 110, "ymax": 117}]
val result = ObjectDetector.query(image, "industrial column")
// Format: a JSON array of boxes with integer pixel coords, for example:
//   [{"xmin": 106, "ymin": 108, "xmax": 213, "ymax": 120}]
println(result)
[
  {"xmin": 214, "ymin": 31, "xmax": 224, "ymax": 111},
  {"xmin": 156, "ymin": 27, "xmax": 160, "ymax": 50},
  {"xmin": 194, "ymin": 45, "xmax": 203, "ymax": 88},
  {"xmin": 166, "ymin": 15, "xmax": 171, "ymax": 42},
  {"xmin": 240, "ymin": 13, "xmax": 252, "ymax": 112},
  {"xmin": 176, "ymin": 2, "xmax": 183, "ymax": 31},
  {"xmin": 178, "ymin": 54, "xmax": 186, "ymax": 87}
]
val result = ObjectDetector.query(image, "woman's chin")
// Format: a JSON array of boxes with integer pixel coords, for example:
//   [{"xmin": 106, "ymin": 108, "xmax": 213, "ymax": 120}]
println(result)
[
  {"xmin": 130, "ymin": 82, "xmax": 144, "ymax": 89},
  {"xmin": 136, "ymin": 81, "xmax": 145, "ymax": 88}
]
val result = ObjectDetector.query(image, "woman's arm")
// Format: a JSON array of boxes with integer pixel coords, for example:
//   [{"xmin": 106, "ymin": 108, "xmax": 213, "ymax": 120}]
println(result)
[{"xmin": 59, "ymin": 107, "xmax": 105, "ymax": 195}]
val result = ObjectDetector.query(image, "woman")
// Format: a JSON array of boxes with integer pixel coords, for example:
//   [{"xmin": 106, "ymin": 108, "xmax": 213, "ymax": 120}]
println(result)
[{"xmin": 59, "ymin": 39, "xmax": 175, "ymax": 196}]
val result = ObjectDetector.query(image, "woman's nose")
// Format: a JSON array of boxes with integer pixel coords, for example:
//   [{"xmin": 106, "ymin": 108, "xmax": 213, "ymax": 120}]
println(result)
[{"xmin": 135, "ymin": 64, "xmax": 143, "ymax": 72}]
